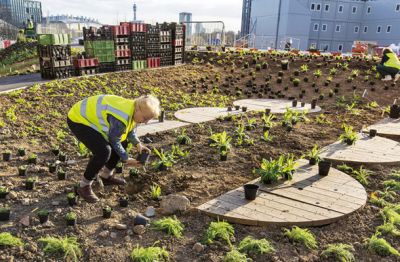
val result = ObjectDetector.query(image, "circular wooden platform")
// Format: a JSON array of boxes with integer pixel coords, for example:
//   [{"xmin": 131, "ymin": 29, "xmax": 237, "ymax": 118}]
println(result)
[
  {"xmin": 174, "ymin": 107, "xmax": 242, "ymax": 124},
  {"xmin": 233, "ymin": 99, "xmax": 321, "ymax": 114},
  {"xmin": 320, "ymin": 134, "xmax": 400, "ymax": 165},
  {"xmin": 136, "ymin": 120, "xmax": 189, "ymax": 137},
  {"xmin": 197, "ymin": 159, "xmax": 367, "ymax": 226},
  {"xmin": 363, "ymin": 118, "xmax": 400, "ymax": 140}
]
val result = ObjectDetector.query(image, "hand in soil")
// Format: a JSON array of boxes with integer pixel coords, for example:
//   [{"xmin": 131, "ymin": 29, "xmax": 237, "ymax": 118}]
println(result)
[
  {"xmin": 137, "ymin": 143, "xmax": 151, "ymax": 154},
  {"xmin": 125, "ymin": 158, "xmax": 142, "ymax": 168}
]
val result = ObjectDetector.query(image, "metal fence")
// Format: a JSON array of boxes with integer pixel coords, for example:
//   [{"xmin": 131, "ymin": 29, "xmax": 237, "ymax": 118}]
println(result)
[
  {"xmin": 0, "ymin": 19, "xmax": 18, "ymax": 40},
  {"xmin": 181, "ymin": 21, "xmax": 225, "ymax": 48},
  {"xmin": 234, "ymin": 34, "xmax": 300, "ymax": 50}
]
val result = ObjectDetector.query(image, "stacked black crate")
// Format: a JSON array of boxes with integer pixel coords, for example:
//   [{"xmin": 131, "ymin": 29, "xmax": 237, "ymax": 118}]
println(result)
[
  {"xmin": 38, "ymin": 34, "xmax": 73, "ymax": 79},
  {"xmin": 160, "ymin": 23, "xmax": 172, "ymax": 67},
  {"xmin": 171, "ymin": 23, "xmax": 185, "ymax": 65},
  {"xmin": 130, "ymin": 24, "xmax": 147, "ymax": 70},
  {"xmin": 146, "ymin": 24, "xmax": 161, "ymax": 68},
  {"xmin": 113, "ymin": 24, "xmax": 132, "ymax": 71}
]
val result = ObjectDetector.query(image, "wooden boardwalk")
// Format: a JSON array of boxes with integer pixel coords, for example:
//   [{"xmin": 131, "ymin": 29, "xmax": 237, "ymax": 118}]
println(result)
[
  {"xmin": 363, "ymin": 118, "xmax": 400, "ymax": 140},
  {"xmin": 197, "ymin": 160, "xmax": 367, "ymax": 226},
  {"xmin": 233, "ymin": 99, "xmax": 321, "ymax": 114},
  {"xmin": 174, "ymin": 107, "xmax": 242, "ymax": 124},
  {"xmin": 136, "ymin": 120, "xmax": 189, "ymax": 137},
  {"xmin": 320, "ymin": 134, "xmax": 400, "ymax": 165}
]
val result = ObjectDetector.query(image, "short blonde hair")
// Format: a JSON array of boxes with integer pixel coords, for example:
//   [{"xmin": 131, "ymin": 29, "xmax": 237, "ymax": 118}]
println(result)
[{"xmin": 135, "ymin": 95, "xmax": 161, "ymax": 119}]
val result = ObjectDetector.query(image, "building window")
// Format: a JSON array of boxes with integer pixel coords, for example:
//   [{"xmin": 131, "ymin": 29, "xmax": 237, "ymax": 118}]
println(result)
[
  {"xmin": 311, "ymin": 3, "xmax": 315, "ymax": 10},
  {"xmin": 335, "ymin": 25, "xmax": 341, "ymax": 32},
  {"xmin": 324, "ymin": 4, "xmax": 330, "ymax": 12},
  {"xmin": 321, "ymin": 44, "xmax": 329, "ymax": 51},
  {"xmin": 26, "ymin": 7, "xmax": 29, "ymax": 13},
  {"xmin": 338, "ymin": 44, "xmax": 343, "ymax": 51},
  {"xmin": 377, "ymin": 26, "xmax": 381, "ymax": 33},
  {"xmin": 367, "ymin": 6, "xmax": 371, "ymax": 14},
  {"xmin": 363, "ymin": 26, "xmax": 368, "ymax": 33},
  {"xmin": 354, "ymin": 26, "xmax": 359, "ymax": 33},
  {"xmin": 352, "ymin": 6, "xmax": 357, "ymax": 14},
  {"xmin": 310, "ymin": 43, "xmax": 317, "ymax": 49},
  {"xmin": 313, "ymin": 23, "xmax": 319, "ymax": 31},
  {"xmin": 322, "ymin": 24, "xmax": 327, "ymax": 31},
  {"xmin": 396, "ymin": 4, "xmax": 400, "ymax": 12},
  {"xmin": 338, "ymin": 5, "xmax": 343, "ymax": 13},
  {"xmin": 387, "ymin": 25, "xmax": 392, "ymax": 33}
]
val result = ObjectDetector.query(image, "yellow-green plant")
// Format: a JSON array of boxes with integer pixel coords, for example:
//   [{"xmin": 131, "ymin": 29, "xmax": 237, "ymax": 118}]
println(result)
[
  {"xmin": 284, "ymin": 226, "xmax": 318, "ymax": 249},
  {"xmin": 203, "ymin": 220, "xmax": 235, "ymax": 247},
  {"xmin": 321, "ymin": 243, "xmax": 355, "ymax": 262},
  {"xmin": 223, "ymin": 249, "xmax": 250, "ymax": 262},
  {"xmin": 365, "ymin": 234, "xmax": 400, "ymax": 257},
  {"xmin": 150, "ymin": 184, "xmax": 162, "ymax": 200},
  {"xmin": 38, "ymin": 236, "xmax": 82, "ymax": 262},
  {"xmin": 151, "ymin": 216, "xmax": 184, "ymax": 238},
  {"xmin": 352, "ymin": 166, "xmax": 373, "ymax": 186},
  {"xmin": 238, "ymin": 236, "xmax": 275, "ymax": 255},
  {"xmin": 0, "ymin": 232, "xmax": 23, "ymax": 247},
  {"xmin": 130, "ymin": 245, "xmax": 169, "ymax": 262}
]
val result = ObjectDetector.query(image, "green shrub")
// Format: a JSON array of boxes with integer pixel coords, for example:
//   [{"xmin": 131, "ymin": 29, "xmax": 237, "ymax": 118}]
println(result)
[
  {"xmin": 151, "ymin": 216, "xmax": 184, "ymax": 238},
  {"xmin": 0, "ymin": 232, "xmax": 23, "ymax": 247},
  {"xmin": 321, "ymin": 243, "xmax": 355, "ymax": 262},
  {"xmin": 38, "ymin": 236, "xmax": 82, "ymax": 262},
  {"xmin": 284, "ymin": 226, "xmax": 318, "ymax": 249},
  {"xmin": 203, "ymin": 220, "xmax": 235, "ymax": 247},
  {"xmin": 238, "ymin": 236, "xmax": 275, "ymax": 255},
  {"xmin": 365, "ymin": 234, "xmax": 400, "ymax": 257},
  {"xmin": 130, "ymin": 246, "xmax": 169, "ymax": 262},
  {"xmin": 223, "ymin": 249, "xmax": 250, "ymax": 262}
]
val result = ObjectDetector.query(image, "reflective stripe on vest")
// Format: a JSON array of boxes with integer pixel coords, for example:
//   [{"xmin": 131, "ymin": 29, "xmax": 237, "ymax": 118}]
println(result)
[{"xmin": 384, "ymin": 53, "xmax": 400, "ymax": 70}]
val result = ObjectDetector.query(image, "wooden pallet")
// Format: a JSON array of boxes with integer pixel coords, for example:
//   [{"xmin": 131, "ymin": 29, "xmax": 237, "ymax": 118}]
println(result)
[
  {"xmin": 233, "ymin": 99, "xmax": 321, "ymax": 114},
  {"xmin": 320, "ymin": 134, "xmax": 400, "ymax": 165},
  {"xmin": 363, "ymin": 118, "xmax": 400, "ymax": 140},
  {"xmin": 136, "ymin": 119, "xmax": 189, "ymax": 137},
  {"xmin": 174, "ymin": 107, "xmax": 242, "ymax": 124},
  {"xmin": 197, "ymin": 159, "xmax": 367, "ymax": 226}
]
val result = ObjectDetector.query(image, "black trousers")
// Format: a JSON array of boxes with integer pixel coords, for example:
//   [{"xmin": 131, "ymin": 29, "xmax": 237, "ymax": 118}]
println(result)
[
  {"xmin": 377, "ymin": 64, "xmax": 399, "ymax": 78},
  {"xmin": 67, "ymin": 117, "xmax": 127, "ymax": 181}
]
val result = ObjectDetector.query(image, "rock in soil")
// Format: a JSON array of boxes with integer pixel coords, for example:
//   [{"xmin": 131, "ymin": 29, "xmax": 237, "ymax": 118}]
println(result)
[
  {"xmin": 19, "ymin": 215, "xmax": 30, "ymax": 227},
  {"xmin": 133, "ymin": 225, "xmax": 146, "ymax": 235},
  {"xmin": 21, "ymin": 198, "xmax": 30, "ymax": 206},
  {"xmin": 193, "ymin": 242, "xmax": 205, "ymax": 253},
  {"xmin": 160, "ymin": 194, "xmax": 190, "ymax": 215},
  {"xmin": 133, "ymin": 214, "xmax": 150, "ymax": 226},
  {"xmin": 115, "ymin": 223, "xmax": 128, "ymax": 230},
  {"xmin": 144, "ymin": 206, "xmax": 156, "ymax": 217},
  {"xmin": 99, "ymin": 230, "xmax": 109, "ymax": 238},
  {"xmin": 110, "ymin": 232, "xmax": 117, "ymax": 239}
]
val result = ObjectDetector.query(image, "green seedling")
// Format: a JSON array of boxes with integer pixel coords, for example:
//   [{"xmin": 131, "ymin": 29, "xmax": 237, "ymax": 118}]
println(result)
[
  {"xmin": 352, "ymin": 166, "xmax": 373, "ymax": 186},
  {"xmin": 284, "ymin": 226, "xmax": 318, "ymax": 249},
  {"xmin": 39, "ymin": 236, "xmax": 82, "ymax": 262},
  {"xmin": 338, "ymin": 124, "xmax": 358, "ymax": 145},
  {"xmin": 150, "ymin": 184, "xmax": 161, "ymax": 200},
  {"xmin": 238, "ymin": 236, "xmax": 275, "ymax": 255},
  {"xmin": 176, "ymin": 128, "xmax": 192, "ymax": 145},
  {"xmin": 321, "ymin": 243, "xmax": 355, "ymax": 262},
  {"xmin": 65, "ymin": 212, "xmax": 77, "ymax": 221},
  {"xmin": 130, "ymin": 245, "xmax": 169, "ymax": 262},
  {"xmin": 0, "ymin": 232, "xmax": 23, "ymax": 247},
  {"xmin": 223, "ymin": 249, "xmax": 250, "ymax": 262},
  {"xmin": 365, "ymin": 233, "xmax": 400, "ymax": 257},
  {"xmin": 203, "ymin": 220, "xmax": 235, "ymax": 247},
  {"xmin": 376, "ymin": 222, "xmax": 400, "ymax": 237},
  {"xmin": 151, "ymin": 216, "xmax": 184, "ymax": 238}
]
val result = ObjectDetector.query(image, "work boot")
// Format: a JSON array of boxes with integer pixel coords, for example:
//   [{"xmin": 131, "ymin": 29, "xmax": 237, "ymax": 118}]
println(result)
[
  {"xmin": 382, "ymin": 75, "xmax": 392, "ymax": 81},
  {"xmin": 101, "ymin": 176, "xmax": 127, "ymax": 186},
  {"xmin": 77, "ymin": 185, "xmax": 99, "ymax": 203}
]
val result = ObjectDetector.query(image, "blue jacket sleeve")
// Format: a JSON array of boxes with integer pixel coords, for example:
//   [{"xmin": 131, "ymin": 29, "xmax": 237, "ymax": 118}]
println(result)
[
  {"xmin": 127, "ymin": 128, "xmax": 141, "ymax": 145},
  {"xmin": 107, "ymin": 115, "xmax": 129, "ymax": 162}
]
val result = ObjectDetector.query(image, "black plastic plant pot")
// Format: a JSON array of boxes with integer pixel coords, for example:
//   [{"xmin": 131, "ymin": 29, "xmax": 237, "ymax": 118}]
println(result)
[
  {"xmin": 158, "ymin": 110, "xmax": 165, "ymax": 123},
  {"xmin": 49, "ymin": 164, "xmax": 57, "ymax": 174},
  {"xmin": 134, "ymin": 214, "xmax": 150, "ymax": 226},
  {"xmin": 66, "ymin": 219, "xmax": 77, "ymax": 226},
  {"xmin": 369, "ymin": 129, "xmax": 377, "ymax": 138},
  {"xmin": 286, "ymin": 125, "xmax": 293, "ymax": 132},
  {"xmin": 18, "ymin": 167, "xmax": 27, "ymax": 176},
  {"xmin": 281, "ymin": 62, "xmax": 289, "ymax": 70},
  {"xmin": 102, "ymin": 208, "xmax": 112, "ymax": 219},
  {"xmin": 235, "ymin": 105, "xmax": 240, "ymax": 111},
  {"xmin": 57, "ymin": 171, "xmax": 67, "ymax": 180},
  {"xmin": 58, "ymin": 154, "xmax": 67, "ymax": 162},
  {"xmin": 18, "ymin": 148, "xmax": 26, "ymax": 157},
  {"xmin": 73, "ymin": 184, "xmax": 79, "ymax": 195},
  {"xmin": 68, "ymin": 197, "xmax": 77, "ymax": 206},
  {"xmin": 208, "ymin": 138, "xmax": 216, "ymax": 146},
  {"xmin": 301, "ymin": 102, "xmax": 306, "ymax": 107},
  {"xmin": 244, "ymin": 184, "xmax": 259, "ymax": 200},
  {"xmin": 158, "ymin": 164, "xmax": 168, "ymax": 171},
  {"xmin": 318, "ymin": 161, "xmax": 331, "ymax": 176},
  {"xmin": 220, "ymin": 154, "xmax": 228, "ymax": 161},
  {"xmin": 0, "ymin": 210, "xmax": 10, "ymax": 221},
  {"xmin": 242, "ymin": 106, "xmax": 248, "ymax": 112},
  {"xmin": 116, "ymin": 165, "xmax": 123, "ymax": 174},
  {"xmin": 38, "ymin": 214, "xmax": 49, "ymax": 224},
  {"xmin": 51, "ymin": 148, "xmax": 60, "ymax": 156},
  {"xmin": 3, "ymin": 153, "xmax": 11, "ymax": 162},
  {"xmin": 292, "ymin": 100, "xmax": 298, "ymax": 108},
  {"xmin": 227, "ymin": 106, "xmax": 232, "ymax": 112},
  {"xmin": 137, "ymin": 151, "xmax": 150, "ymax": 165},
  {"xmin": 28, "ymin": 158, "xmax": 37, "ymax": 165},
  {"xmin": 311, "ymin": 99, "xmax": 317, "ymax": 109},
  {"xmin": 389, "ymin": 105, "xmax": 400, "ymax": 119},
  {"xmin": 25, "ymin": 181, "xmax": 35, "ymax": 190},
  {"xmin": 263, "ymin": 126, "xmax": 270, "ymax": 132},
  {"xmin": 309, "ymin": 158, "xmax": 318, "ymax": 166},
  {"xmin": 345, "ymin": 139, "xmax": 354, "ymax": 146},
  {"xmin": 119, "ymin": 198, "xmax": 129, "ymax": 207},
  {"xmin": 265, "ymin": 108, "xmax": 271, "ymax": 114}
]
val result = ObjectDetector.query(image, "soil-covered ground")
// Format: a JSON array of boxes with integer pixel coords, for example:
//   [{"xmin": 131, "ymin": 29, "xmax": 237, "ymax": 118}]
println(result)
[{"xmin": 0, "ymin": 50, "xmax": 399, "ymax": 261}]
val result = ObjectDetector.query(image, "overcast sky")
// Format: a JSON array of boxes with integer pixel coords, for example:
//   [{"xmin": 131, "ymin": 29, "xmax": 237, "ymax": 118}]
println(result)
[{"xmin": 39, "ymin": 0, "xmax": 243, "ymax": 32}]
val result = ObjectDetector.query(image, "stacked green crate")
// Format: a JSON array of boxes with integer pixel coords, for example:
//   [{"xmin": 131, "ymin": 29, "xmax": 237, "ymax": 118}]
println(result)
[
  {"xmin": 132, "ymin": 60, "xmax": 147, "ymax": 70},
  {"xmin": 84, "ymin": 40, "xmax": 115, "ymax": 63},
  {"xmin": 38, "ymin": 34, "xmax": 71, "ymax": 46}
]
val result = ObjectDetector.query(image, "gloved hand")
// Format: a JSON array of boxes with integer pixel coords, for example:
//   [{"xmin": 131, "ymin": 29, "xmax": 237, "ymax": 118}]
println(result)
[
  {"xmin": 136, "ymin": 143, "xmax": 151, "ymax": 154},
  {"xmin": 125, "ymin": 158, "xmax": 141, "ymax": 167}
]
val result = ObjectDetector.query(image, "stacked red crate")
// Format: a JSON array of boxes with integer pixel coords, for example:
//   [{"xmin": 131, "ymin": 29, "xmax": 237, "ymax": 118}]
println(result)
[
  {"xmin": 130, "ymin": 23, "xmax": 147, "ymax": 33},
  {"xmin": 147, "ymin": 57, "xmax": 160, "ymax": 68},
  {"xmin": 3, "ymin": 40, "xmax": 11, "ymax": 48},
  {"xmin": 73, "ymin": 58, "xmax": 99, "ymax": 68},
  {"xmin": 115, "ymin": 50, "xmax": 132, "ymax": 58},
  {"xmin": 112, "ymin": 25, "xmax": 130, "ymax": 36}
]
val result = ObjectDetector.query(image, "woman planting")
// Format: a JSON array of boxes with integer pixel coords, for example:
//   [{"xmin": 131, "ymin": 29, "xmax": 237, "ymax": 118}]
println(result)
[
  {"xmin": 377, "ymin": 48, "xmax": 400, "ymax": 82},
  {"xmin": 67, "ymin": 94, "xmax": 160, "ymax": 203}
]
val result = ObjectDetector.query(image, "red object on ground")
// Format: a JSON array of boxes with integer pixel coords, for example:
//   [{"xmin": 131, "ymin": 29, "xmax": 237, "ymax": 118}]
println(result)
[
  {"xmin": 147, "ymin": 57, "xmax": 160, "ymax": 68},
  {"xmin": 130, "ymin": 23, "xmax": 146, "ymax": 32},
  {"xmin": 73, "ymin": 58, "xmax": 99, "ymax": 68},
  {"xmin": 3, "ymin": 40, "xmax": 11, "ymax": 48},
  {"xmin": 112, "ymin": 25, "xmax": 130, "ymax": 36},
  {"xmin": 115, "ymin": 50, "xmax": 131, "ymax": 58}
]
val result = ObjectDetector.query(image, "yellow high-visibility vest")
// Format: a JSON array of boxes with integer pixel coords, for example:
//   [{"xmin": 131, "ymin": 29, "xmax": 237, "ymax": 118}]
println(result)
[
  {"xmin": 68, "ymin": 95, "xmax": 136, "ymax": 141},
  {"xmin": 384, "ymin": 53, "xmax": 400, "ymax": 70}
]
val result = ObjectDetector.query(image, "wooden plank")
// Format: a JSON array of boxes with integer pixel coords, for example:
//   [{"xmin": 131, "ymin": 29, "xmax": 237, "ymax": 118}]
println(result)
[
  {"xmin": 363, "ymin": 118, "xmax": 400, "ymax": 139},
  {"xmin": 233, "ymin": 99, "xmax": 321, "ymax": 114},
  {"xmin": 136, "ymin": 120, "xmax": 189, "ymax": 137}
]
